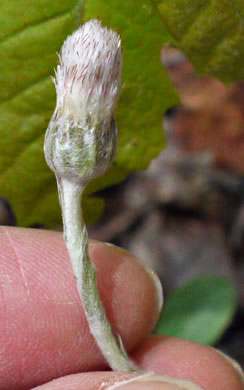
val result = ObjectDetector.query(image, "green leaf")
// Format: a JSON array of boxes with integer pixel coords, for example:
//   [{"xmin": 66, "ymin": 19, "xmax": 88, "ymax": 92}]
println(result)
[
  {"xmin": 153, "ymin": 0, "xmax": 244, "ymax": 83},
  {"xmin": 154, "ymin": 275, "xmax": 237, "ymax": 345},
  {"xmin": 0, "ymin": 0, "xmax": 178, "ymax": 227},
  {"xmin": 0, "ymin": 0, "xmax": 83, "ymax": 226}
]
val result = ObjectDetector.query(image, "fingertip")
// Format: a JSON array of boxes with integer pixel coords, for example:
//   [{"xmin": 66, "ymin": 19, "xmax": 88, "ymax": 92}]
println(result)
[
  {"xmin": 86, "ymin": 240, "xmax": 162, "ymax": 357},
  {"xmin": 132, "ymin": 336, "xmax": 244, "ymax": 390}
]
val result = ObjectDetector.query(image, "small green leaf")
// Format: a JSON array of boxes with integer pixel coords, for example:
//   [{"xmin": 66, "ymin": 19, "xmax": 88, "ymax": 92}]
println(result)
[
  {"xmin": 153, "ymin": 0, "xmax": 244, "ymax": 83},
  {"xmin": 154, "ymin": 275, "xmax": 237, "ymax": 345},
  {"xmin": 0, "ymin": 0, "xmax": 179, "ymax": 227}
]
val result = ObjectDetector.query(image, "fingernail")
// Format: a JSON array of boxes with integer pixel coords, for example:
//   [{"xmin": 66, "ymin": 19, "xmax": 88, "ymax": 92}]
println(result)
[
  {"xmin": 104, "ymin": 242, "xmax": 163, "ymax": 313},
  {"xmin": 143, "ymin": 266, "xmax": 163, "ymax": 313},
  {"xmin": 106, "ymin": 374, "xmax": 203, "ymax": 390},
  {"xmin": 215, "ymin": 349, "xmax": 244, "ymax": 386}
]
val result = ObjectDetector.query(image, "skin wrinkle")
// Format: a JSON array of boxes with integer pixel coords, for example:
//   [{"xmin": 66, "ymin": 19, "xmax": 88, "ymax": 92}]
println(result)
[
  {"xmin": 0, "ymin": 270, "xmax": 7, "ymax": 323},
  {"xmin": 2, "ymin": 227, "xmax": 30, "ymax": 298}
]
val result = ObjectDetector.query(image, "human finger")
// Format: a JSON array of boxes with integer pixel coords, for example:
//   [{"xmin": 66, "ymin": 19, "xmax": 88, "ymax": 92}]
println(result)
[
  {"xmin": 32, "ymin": 371, "xmax": 200, "ymax": 390},
  {"xmin": 33, "ymin": 336, "xmax": 244, "ymax": 390},
  {"xmin": 0, "ymin": 227, "xmax": 161, "ymax": 390},
  {"xmin": 131, "ymin": 335, "xmax": 244, "ymax": 390}
]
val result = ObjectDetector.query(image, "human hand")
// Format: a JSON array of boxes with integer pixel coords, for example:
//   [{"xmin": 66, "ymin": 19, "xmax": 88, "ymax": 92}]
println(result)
[{"xmin": 0, "ymin": 227, "xmax": 243, "ymax": 390}]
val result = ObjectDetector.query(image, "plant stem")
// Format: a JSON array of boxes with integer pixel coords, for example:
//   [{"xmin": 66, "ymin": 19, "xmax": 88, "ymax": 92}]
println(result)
[{"xmin": 57, "ymin": 176, "xmax": 139, "ymax": 371}]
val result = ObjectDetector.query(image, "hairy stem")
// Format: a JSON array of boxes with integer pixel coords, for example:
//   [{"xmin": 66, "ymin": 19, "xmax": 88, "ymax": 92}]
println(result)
[{"xmin": 57, "ymin": 176, "xmax": 139, "ymax": 371}]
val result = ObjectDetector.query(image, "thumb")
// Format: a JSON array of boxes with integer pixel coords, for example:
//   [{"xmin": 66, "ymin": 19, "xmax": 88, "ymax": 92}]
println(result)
[
  {"xmin": 106, "ymin": 375, "xmax": 203, "ymax": 390},
  {"xmin": 33, "ymin": 374, "xmax": 203, "ymax": 390}
]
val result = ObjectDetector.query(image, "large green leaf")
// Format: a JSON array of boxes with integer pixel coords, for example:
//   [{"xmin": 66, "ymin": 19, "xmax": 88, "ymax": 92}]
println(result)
[
  {"xmin": 154, "ymin": 275, "xmax": 237, "ymax": 345},
  {"xmin": 0, "ymin": 0, "xmax": 178, "ymax": 227},
  {"xmin": 152, "ymin": 0, "xmax": 244, "ymax": 83},
  {"xmin": 0, "ymin": 0, "xmax": 83, "ymax": 226}
]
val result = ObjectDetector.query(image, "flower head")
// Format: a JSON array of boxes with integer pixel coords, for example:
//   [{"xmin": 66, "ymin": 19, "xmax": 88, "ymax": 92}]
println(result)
[
  {"xmin": 55, "ymin": 19, "xmax": 122, "ymax": 125},
  {"xmin": 44, "ymin": 20, "xmax": 122, "ymax": 184}
]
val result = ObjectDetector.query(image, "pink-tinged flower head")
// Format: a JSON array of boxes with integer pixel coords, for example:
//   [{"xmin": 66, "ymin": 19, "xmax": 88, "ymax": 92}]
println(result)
[
  {"xmin": 55, "ymin": 19, "xmax": 122, "ymax": 125},
  {"xmin": 45, "ymin": 20, "xmax": 122, "ymax": 184}
]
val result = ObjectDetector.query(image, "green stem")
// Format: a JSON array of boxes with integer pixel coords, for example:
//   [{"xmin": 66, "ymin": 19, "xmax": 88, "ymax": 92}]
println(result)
[{"xmin": 57, "ymin": 176, "xmax": 139, "ymax": 371}]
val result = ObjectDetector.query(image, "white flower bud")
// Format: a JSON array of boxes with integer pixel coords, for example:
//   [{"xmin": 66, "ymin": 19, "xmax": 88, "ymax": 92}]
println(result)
[
  {"xmin": 56, "ymin": 19, "xmax": 122, "ymax": 124},
  {"xmin": 44, "ymin": 20, "xmax": 122, "ymax": 185}
]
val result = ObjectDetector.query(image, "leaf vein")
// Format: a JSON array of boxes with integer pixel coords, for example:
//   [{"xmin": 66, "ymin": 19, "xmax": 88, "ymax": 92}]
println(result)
[
  {"xmin": 0, "ymin": 9, "xmax": 72, "ymax": 45},
  {"xmin": 179, "ymin": 0, "xmax": 213, "ymax": 41},
  {"xmin": 0, "ymin": 73, "xmax": 52, "ymax": 108}
]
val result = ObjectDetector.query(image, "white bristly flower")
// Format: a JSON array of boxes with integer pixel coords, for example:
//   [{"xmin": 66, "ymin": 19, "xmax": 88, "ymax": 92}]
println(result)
[
  {"xmin": 55, "ymin": 19, "xmax": 122, "ymax": 125},
  {"xmin": 44, "ymin": 20, "xmax": 122, "ymax": 184}
]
